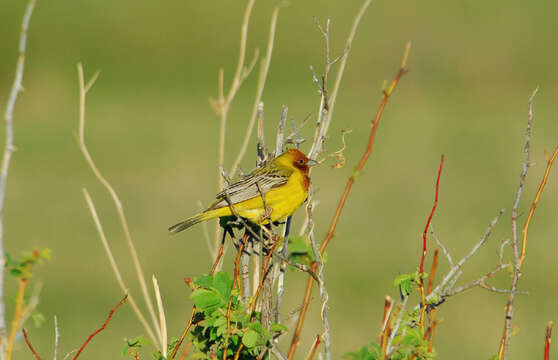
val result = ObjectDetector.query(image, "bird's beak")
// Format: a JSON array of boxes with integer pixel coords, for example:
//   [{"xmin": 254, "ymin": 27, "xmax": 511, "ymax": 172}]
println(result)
[{"xmin": 306, "ymin": 159, "xmax": 318, "ymax": 167}]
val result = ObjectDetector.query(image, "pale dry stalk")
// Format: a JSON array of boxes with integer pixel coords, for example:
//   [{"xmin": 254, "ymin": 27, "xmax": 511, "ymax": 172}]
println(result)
[
  {"xmin": 76, "ymin": 65, "xmax": 162, "ymax": 348},
  {"xmin": 0, "ymin": 0, "xmax": 37, "ymax": 351}
]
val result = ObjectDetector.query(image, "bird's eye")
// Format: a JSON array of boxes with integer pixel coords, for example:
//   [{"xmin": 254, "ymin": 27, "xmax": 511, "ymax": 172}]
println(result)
[{"xmin": 298, "ymin": 159, "xmax": 304, "ymax": 164}]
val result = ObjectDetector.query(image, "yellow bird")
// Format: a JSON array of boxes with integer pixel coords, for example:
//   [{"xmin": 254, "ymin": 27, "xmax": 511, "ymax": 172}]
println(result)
[{"xmin": 169, "ymin": 149, "xmax": 316, "ymax": 234}]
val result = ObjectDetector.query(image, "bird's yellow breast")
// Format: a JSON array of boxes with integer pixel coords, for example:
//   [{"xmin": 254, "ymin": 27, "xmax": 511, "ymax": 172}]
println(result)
[{"xmin": 211, "ymin": 170, "xmax": 309, "ymax": 224}]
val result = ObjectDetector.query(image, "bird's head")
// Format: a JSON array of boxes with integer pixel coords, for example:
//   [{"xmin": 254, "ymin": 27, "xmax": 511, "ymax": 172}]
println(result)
[{"xmin": 274, "ymin": 149, "xmax": 317, "ymax": 173}]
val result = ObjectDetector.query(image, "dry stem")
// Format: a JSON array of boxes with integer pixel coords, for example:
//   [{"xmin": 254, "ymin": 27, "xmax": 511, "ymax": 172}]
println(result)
[
  {"xmin": 427, "ymin": 249, "xmax": 439, "ymax": 295},
  {"xmin": 72, "ymin": 295, "xmax": 127, "ymax": 360},
  {"xmin": 320, "ymin": 0, "xmax": 373, "ymax": 145},
  {"xmin": 5, "ymin": 279, "xmax": 27, "ymax": 360},
  {"xmin": 77, "ymin": 64, "xmax": 161, "ymax": 348},
  {"xmin": 545, "ymin": 321, "xmax": 553, "ymax": 360},
  {"xmin": 419, "ymin": 155, "xmax": 444, "ymax": 330},
  {"xmin": 520, "ymin": 146, "xmax": 558, "ymax": 266},
  {"xmin": 152, "ymin": 276, "xmax": 168, "ymax": 358},
  {"xmin": 0, "ymin": 0, "xmax": 37, "ymax": 346},
  {"xmin": 82, "ymin": 189, "xmax": 157, "ymax": 345},
  {"xmin": 287, "ymin": 43, "xmax": 410, "ymax": 360},
  {"xmin": 53, "ymin": 316, "xmax": 60, "ymax": 360},
  {"xmin": 229, "ymin": 3, "xmax": 285, "ymax": 177},
  {"xmin": 22, "ymin": 329, "xmax": 42, "ymax": 360},
  {"xmin": 498, "ymin": 87, "xmax": 539, "ymax": 359}
]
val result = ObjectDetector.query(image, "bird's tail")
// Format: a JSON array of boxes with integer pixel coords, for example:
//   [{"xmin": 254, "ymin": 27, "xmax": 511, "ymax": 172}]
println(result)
[{"xmin": 168, "ymin": 212, "xmax": 213, "ymax": 235}]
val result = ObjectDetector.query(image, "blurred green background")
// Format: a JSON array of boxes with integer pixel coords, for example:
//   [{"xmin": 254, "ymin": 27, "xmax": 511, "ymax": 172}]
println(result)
[{"xmin": 2, "ymin": 0, "xmax": 558, "ymax": 358}]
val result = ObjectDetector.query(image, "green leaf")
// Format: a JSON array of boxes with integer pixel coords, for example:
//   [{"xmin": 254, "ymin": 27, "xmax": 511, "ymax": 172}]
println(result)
[
  {"xmin": 270, "ymin": 323, "xmax": 288, "ymax": 332},
  {"xmin": 194, "ymin": 275, "xmax": 214, "ymax": 289},
  {"xmin": 213, "ymin": 272, "xmax": 232, "ymax": 298},
  {"xmin": 190, "ymin": 289, "xmax": 221, "ymax": 310},
  {"xmin": 242, "ymin": 329, "xmax": 259, "ymax": 348}
]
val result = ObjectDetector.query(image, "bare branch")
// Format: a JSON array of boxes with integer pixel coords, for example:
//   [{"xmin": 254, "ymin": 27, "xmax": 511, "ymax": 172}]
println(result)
[
  {"xmin": 545, "ymin": 321, "xmax": 553, "ymax": 360},
  {"xmin": 430, "ymin": 224, "xmax": 454, "ymax": 268},
  {"xmin": 275, "ymin": 105, "xmax": 288, "ymax": 156},
  {"xmin": 288, "ymin": 42, "xmax": 409, "ymax": 360},
  {"xmin": 152, "ymin": 276, "xmax": 168, "ymax": 358},
  {"xmin": 77, "ymin": 64, "xmax": 161, "ymax": 348},
  {"xmin": 420, "ymin": 208, "xmax": 505, "ymax": 307},
  {"xmin": 82, "ymin": 189, "xmax": 158, "ymax": 346},
  {"xmin": 22, "ymin": 329, "xmax": 42, "ymax": 360},
  {"xmin": 53, "ymin": 316, "xmax": 60, "ymax": 360},
  {"xmin": 520, "ymin": 146, "xmax": 558, "ymax": 265},
  {"xmin": 72, "ymin": 295, "xmax": 128, "ymax": 360},
  {"xmin": 311, "ymin": 0, "xmax": 374, "ymax": 157},
  {"xmin": 0, "ymin": 0, "xmax": 37, "ymax": 342},
  {"xmin": 229, "ymin": 3, "xmax": 285, "ymax": 178},
  {"xmin": 499, "ymin": 87, "xmax": 539, "ymax": 359},
  {"xmin": 307, "ymin": 203, "xmax": 330, "ymax": 360},
  {"xmin": 385, "ymin": 296, "xmax": 408, "ymax": 356}
]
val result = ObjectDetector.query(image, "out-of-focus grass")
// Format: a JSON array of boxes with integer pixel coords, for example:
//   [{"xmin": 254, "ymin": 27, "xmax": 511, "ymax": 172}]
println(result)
[{"xmin": 1, "ymin": 0, "xmax": 558, "ymax": 358}]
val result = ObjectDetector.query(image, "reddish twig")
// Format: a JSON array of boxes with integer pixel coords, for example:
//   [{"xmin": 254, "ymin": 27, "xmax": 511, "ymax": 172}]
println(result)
[
  {"xmin": 308, "ymin": 335, "xmax": 321, "ymax": 360},
  {"xmin": 420, "ymin": 156, "xmax": 444, "ymax": 274},
  {"xmin": 169, "ymin": 306, "xmax": 197, "ymax": 360},
  {"xmin": 223, "ymin": 234, "xmax": 248, "ymax": 360},
  {"xmin": 287, "ymin": 43, "xmax": 411, "ymax": 360},
  {"xmin": 520, "ymin": 146, "xmax": 558, "ymax": 266},
  {"xmin": 419, "ymin": 155, "xmax": 444, "ymax": 330},
  {"xmin": 249, "ymin": 235, "xmax": 280, "ymax": 315},
  {"xmin": 427, "ymin": 249, "xmax": 439, "ymax": 295},
  {"xmin": 545, "ymin": 321, "xmax": 553, "ymax": 360},
  {"xmin": 22, "ymin": 328, "xmax": 42, "ymax": 360},
  {"xmin": 427, "ymin": 318, "xmax": 438, "ymax": 353},
  {"xmin": 210, "ymin": 238, "xmax": 226, "ymax": 275},
  {"xmin": 73, "ymin": 295, "xmax": 128, "ymax": 360}
]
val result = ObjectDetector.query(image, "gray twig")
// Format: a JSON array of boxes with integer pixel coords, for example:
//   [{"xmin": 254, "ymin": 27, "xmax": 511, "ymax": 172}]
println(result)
[
  {"xmin": 385, "ymin": 296, "xmax": 408, "ymax": 356},
  {"xmin": 53, "ymin": 316, "xmax": 60, "ymax": 360},
  {"xmin": 422, "ymin": 208, "xmax": 505, "ymax": 306},
  {"xmin": 500, "ymin": 87, "xmax": 539, "ymax": 359},
  {"xmin": 275, "ymin": 216, "xmax": 292, "ymax": 326},
  {"xmin": 430, "ymin": 224, "xmax": 454, "ymax": 268},
  {"xmin": 307, "ymin": 202, "xmax": 330, "ymax": 360},
  {"xmin": 0, "ymin": 0, "xmax": 37, "ymax": 346},
  {"xmin": 229, "ymin": 3, "xmax": 285, "ymax": 178},
  {"xmin": 275, "ymin": 105, "xmax": 288, "ymax": 156}
]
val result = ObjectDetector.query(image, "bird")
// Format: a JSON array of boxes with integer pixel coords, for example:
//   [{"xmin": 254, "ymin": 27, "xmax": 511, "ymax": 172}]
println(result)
[{"xmin": 168, "ymin": 149, "xmax": 317, "ymax": 234}]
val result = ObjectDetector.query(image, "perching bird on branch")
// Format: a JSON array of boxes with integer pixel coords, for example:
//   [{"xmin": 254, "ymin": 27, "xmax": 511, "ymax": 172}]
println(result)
[{"xmin": 169, "ymin": 149, "xmax": 317, "ymax": 234}]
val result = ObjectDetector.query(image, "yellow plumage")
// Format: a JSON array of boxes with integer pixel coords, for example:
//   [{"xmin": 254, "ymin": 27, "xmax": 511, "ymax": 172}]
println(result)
[{"xmin": 169, "ymin": 149, "xmax": 315, "ymax": 234}]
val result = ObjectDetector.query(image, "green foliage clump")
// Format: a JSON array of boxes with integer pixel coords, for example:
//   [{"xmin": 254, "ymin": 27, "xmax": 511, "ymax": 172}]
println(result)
[
  {"xmin": 346, "ymin": 272, "xmax": 436, "ymax": 360},
  {"xmin": 393, "ymin": 271, "xmax": 426, "ymax": 297},
  {"xmin": 188, "ymin": 272, "xmax": 287, "ymax": 359},
  {"xmin": 121, "ymin": 336, "xmax": 150, "ymax": 358},
  {"xmin": 344, "ymin": 342, "xmax": 381, "ymax": 360},
  {"xmin": 5, "ymin": 248, "xmax": 51, "ymax": 279}
]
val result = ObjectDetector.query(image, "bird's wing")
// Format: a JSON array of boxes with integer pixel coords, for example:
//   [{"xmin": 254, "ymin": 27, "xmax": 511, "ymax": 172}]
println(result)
[{"xmin": 207, "ymin": 166, "xmax": 292, "ymax": 210}]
